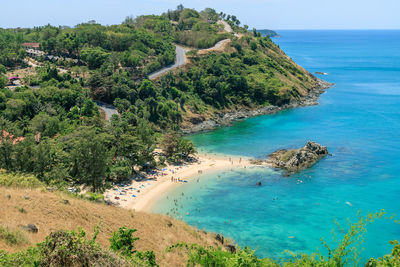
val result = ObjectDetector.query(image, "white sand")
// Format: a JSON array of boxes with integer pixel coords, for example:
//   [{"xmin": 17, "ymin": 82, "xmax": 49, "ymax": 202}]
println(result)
[{"xmin": 104, "ymin": 154, "xmax": 254, "ymax": 212}]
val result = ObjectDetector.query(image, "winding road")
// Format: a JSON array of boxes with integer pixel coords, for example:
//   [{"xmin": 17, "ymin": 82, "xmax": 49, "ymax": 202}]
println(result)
[
  {"xmin": 149, "ymin": 20, "xmax": 234, "ymax": 79},
  {"xmin": 95, "ymin": 101, "xmax": 119, "ymax": 121},
  {"xmin": 218, "ymin": 20, "xmax": 233, "ymax": 34},
  {"xmin": 98, "ymin": 20, "xmax": 235, "ymax": 120},
  {"xmin": 148, "ymin": 45, "xmax": 187, "ymax": 80}
]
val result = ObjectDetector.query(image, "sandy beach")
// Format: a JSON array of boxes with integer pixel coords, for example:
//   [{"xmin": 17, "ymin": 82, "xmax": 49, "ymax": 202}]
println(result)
[{"xmin": 104, "ymin": 154, "xmax": 255, "ymax": 212}]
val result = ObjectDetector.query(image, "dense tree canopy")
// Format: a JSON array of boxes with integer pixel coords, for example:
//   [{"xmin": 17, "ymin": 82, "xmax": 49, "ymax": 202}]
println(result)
[
  {"xmin": 0, "ymin": 6, "xmax": 317, "ymax": 192},
  {"xmin": 0, "ymin": 30, "xmax": 26, "ymax": 67}
]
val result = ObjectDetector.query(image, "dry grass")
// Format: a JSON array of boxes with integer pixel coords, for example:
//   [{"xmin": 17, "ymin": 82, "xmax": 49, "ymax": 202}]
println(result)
[
  {"xmin": 6, "ymin": 66, "xmax": 37, "ymax": 81},
  {"xmin": 0, "ymin": 187, "xmax": 222, "ymax": 266}
]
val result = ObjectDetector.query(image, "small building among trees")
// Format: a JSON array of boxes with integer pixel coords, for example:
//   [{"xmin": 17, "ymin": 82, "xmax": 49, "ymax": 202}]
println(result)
[
  {"xmin": 22, "ymin": 42, "xmax": 40, "ymax": 50},
  {"xmin": 22, "ymin": 42, "xmax": 45, "ymax": 58},
  {"xmin": 8, "ymin": 76, "xmax": 20, "ymax": 85}
]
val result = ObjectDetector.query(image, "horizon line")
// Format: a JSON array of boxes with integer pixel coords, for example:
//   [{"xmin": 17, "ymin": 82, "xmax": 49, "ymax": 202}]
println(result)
[{"xmin": 261, "ymin": 28, "xmax": 400, "ymax": 31}]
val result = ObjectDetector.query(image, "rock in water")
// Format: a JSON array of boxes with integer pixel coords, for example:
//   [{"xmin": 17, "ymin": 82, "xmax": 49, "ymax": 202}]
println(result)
[{"xmin": 267, "ymin": 141, "xmax": 328, "ymax": 175}]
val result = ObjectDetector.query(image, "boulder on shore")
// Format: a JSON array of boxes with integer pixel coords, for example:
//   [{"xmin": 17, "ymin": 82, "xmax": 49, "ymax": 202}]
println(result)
[{"xmin": 267, "ymin": 141, "xmax": 328, "ymax": 174}]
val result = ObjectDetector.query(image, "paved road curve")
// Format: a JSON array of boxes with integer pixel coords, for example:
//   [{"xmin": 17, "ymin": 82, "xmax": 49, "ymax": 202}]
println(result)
[
  {"xmin": 148, "ymin": 21, "xmax": 233, "ymax": 80},
  {"xmin": 95, "ymin": 101, "xmax": 118, "ymax": 121},
  {"xmin": 97, "ymin": 20, "xmax": 234, "ymax": 119},
  {"xmin": 96, "ymin": 45, "xmax": 187, "ymax": 119},
  {"xmin": 148, "ymin": 45, "xmax": 187, "ymax": 80}
]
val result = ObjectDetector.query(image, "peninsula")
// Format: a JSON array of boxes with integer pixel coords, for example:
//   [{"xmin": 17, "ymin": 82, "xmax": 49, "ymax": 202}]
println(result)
[{"xmin": 8, "ymin": 5, "xmax": 396, "ymax": 267}]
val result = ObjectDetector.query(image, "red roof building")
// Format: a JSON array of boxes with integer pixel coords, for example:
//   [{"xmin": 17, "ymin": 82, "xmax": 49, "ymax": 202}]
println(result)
[
  {"xmin": 22, "ymin": 42, "xmax": 40, "ymax": 49},
  {"xmin": 0, "ymin": 130, "xmax": 25, "ymax": 145}
]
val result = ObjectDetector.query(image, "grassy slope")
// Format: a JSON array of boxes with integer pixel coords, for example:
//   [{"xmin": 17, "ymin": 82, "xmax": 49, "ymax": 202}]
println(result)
[{"xmin": 0, "ymin": 186, "xmax": 221, "ymax": 266}]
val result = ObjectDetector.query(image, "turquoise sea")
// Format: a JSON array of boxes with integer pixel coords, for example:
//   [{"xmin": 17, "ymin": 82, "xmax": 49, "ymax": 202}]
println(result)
[{"xmin": 152, "ymin": 30, "xmax": 400, "ymax": 262}]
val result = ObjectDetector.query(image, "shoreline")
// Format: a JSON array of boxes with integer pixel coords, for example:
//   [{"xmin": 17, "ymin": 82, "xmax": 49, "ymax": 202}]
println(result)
[
  {"xmin": 181, "ymin": 78, "xmax": 333, "ymax": 134},
  {"xmin": 104, "ymin": 154, "xmax": 259, "ymax": 213},
  {"xmin": 105, "ymin": 79, "xmax": 332, "ymax": 213}
]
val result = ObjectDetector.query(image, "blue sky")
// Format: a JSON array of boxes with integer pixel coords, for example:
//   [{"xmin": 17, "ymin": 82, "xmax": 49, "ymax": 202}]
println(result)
[{"xmin": 1, "ymin": 0, "xmax": 399, "ymax": 29}]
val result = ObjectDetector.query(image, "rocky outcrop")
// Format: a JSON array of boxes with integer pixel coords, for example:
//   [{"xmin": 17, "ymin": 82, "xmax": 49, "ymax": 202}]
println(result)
[
  {"xmin": 215, "ymin": 233, "xmax": 225, "ymax": 244},
  {"xmin": 22, "ymin": 224, "xmax": 38, "ymax": 233},
  {"xmin": 225, "ymin": 244, "xmax": 237, "ymax": 253},
  {"xmin": 267, "ymin": 141, "xmax": 328, "ymax": 174},
  {"xmin": 214, "ymin": 233, "xmax": 237, "ymax": 254},
  {"xmin": 181, "ymin": 79, "xmax": 333, "ymax": 134}
]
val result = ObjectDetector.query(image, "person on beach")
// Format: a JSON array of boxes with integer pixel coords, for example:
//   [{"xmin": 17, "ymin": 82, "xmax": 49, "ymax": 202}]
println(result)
[{"xmin": 239, "ymin": 157, "xmax": 242, "ymax": 163}]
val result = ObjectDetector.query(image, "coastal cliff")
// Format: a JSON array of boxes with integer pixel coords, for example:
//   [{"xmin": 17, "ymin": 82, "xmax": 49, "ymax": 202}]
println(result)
[{"xmin": 181, "ymin": 79, "xmax": 333, "ymax": 134}]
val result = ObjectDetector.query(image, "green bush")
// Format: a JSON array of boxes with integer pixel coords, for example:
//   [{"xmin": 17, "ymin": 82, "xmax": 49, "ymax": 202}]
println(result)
[
  {"xmin": 0, "ymin": 226, "xmax": 27, "ymax": 245},
  {"xmin": 0, "ymin": 247, "xmax": 40, "ymax": 267},
  {"xmin": 169, "ymin": 243, "xmax": 271, "ymax": 267},
  {"xmin": 39, "ymin": 229, "xmax": 127, "ymax": 266},
  {"xmin": 366, "ymin": 240, "xmax": 400, "ymax": 266},
  {"xmin": 84, "ymin": 192, "xmax": 105, "ymax": 202},
  {"xmin": 0, "ymin": 171, "xmax": 43, "ymax": 188},
  {"xmin": 0, "ymin": 227, "xmax": 158, "ymax": 266},
  {"xmin": 109, "ymin": 227, "xmax": 139, "ymax": 256}
]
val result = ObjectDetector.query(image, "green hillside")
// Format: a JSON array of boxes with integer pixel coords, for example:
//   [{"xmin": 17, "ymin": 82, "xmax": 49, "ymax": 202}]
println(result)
[{"xmin": 0, "ymin": 5, "xmax": 322, "ymax": 192}]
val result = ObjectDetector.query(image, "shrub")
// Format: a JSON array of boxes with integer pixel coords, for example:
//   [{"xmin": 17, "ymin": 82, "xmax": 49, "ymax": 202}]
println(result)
[
  {"xmin": 0, "ymin": 171, "xmax": 43, "ymax": 188},
  {"xmin": 0, "ymin": 226, "xmax": 27, "ymax": 245},
  {"xmin": 0, "ymin": 247, "xmax": 40, "ymax": 267},
  {"xmin": 109, "ymin": 227, "xmax": 158, "ymax": 266},
  {"xmin": 83, "ymin": 192, "xmax": 105, "ymax": 202},
  {"xmin": 366, "ymin": 240, "xmax": 400, "ymax": 266},
  {"xmin": 39, "ymin": 229, "xmax": 127, "ymax": 266},
  {"xmin": 109, "ymin": 227, "xmax": 139, "ymax": 256}
]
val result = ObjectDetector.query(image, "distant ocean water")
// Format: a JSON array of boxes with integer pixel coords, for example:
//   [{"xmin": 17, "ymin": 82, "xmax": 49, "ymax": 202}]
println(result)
[{"xmin": 152, "ymin": 30, "xmax": 400, "ymax": 262}]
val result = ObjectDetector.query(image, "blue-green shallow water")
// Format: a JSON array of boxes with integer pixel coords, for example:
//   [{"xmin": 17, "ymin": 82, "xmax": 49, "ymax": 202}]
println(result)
[{"xmin": 152, "ymin": 30, "xmax": 400, "ymax": 262}]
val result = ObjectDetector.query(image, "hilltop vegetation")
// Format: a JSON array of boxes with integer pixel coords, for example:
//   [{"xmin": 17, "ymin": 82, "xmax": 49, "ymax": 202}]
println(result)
[
  {"xmin": 8, "ymin": 19, "xmax": 175, "ymax": 76},
  {"xmin": 1, "ymin": 5, "xmax": 400, "ymax": 267},
  {"xmin": 169, "ymin": 31, "xmax": 314, "ymax": 117},
  {"xmin": 0, "ymin": 66, "xmax": 196, "ymax": 191},
  {"xmin": 0, "ymin": 30, "xmax": 27, "ymax": 68},
  {"xmin": 0, "ymin": 5, "xmax": 319, "ymax": 193}
]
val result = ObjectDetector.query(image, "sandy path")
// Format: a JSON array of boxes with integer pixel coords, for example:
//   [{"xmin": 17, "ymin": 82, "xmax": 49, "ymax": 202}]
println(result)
[
  {"xmin": 218, "ymin": 20, "xmax": 233, "ymax": 33},
  {"xmin": 104, "ymin": 154, "xmax": 255, "ymax": 212},
  {"xmin": 197, "ymin": 38, "xmax": 232, "ymax": 55},
  {"xmin": 197, "ymin": 20, "xmax": 235, "ymax": 55}
]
